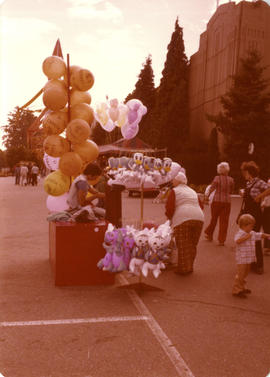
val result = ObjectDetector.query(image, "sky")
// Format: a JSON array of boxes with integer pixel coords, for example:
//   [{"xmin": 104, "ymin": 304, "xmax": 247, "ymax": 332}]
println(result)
[{"xmin": 0, "ymin": 0, "xmax": 256, "ymax": 149}]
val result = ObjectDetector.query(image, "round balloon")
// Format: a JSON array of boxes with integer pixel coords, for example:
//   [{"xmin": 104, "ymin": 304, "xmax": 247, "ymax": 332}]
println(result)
[
  {"xmin": 42, "ymin": 110, "xmax": 68, "ymax": 135},
  {"xmin": 121, "ymin": 122, "xmax": 139, "ymax": 139},
  {"xmin": 44, "ymin": 79, "xmax": 67, "ymax": 92},
  {"xmin": 66, "ymin": 119, "xmax": 91, "ymax": 144},
  {"xmin": 73, "ymin": 139, "xmax": 99, "ymax": 163},
  {"xmin": 71, "ymin": 68, "xmax": 95, "ymax": 91},
  {"xmin": 42, "ymin": 56, "xmax": 66, "ymax": 79},
  {"xmin": 116, "ymin": 104, "xmax": 128, "ymax": 128},
  {"xmin": 70, "ymin": 103, "xmax": 94, "ymax": 125},
  {"xmin": 59, "ymin": 151, "xmax": 83, "ymax": 177},
  {"xmin": 43, "ymin": 135, "xmax": 70, "ymax": 157},
  {"xmin": 46, "ymin": 192, "xmax": 69, "ymax": 212},
  {"xmin": 44, "ymin": 170, "xmax": 70, "ymax": 196},
  {"xmin": 70, "ymin": 89, "xmax": 91, "ymax": 106},
  {"xmin": 43, "ymin": 87, "xmax": 68, "ymax": 111}
]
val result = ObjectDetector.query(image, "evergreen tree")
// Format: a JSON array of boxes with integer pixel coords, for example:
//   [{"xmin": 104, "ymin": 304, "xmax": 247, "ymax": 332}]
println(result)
[
  {"xmin": 208, "ymin": 50, "xmax": 270, "ymax": 181},
  {"xmin": 125, "ymin": 55, "xmax": 156, "ymax": 144},
  {"xmin": 152, "ymin": 18, "xmax": 189, "ymax": 159}
]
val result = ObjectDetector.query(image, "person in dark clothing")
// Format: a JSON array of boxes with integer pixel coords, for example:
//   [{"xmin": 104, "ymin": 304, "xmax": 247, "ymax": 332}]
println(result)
[{"xmin": 240, "ymin": 161, "xmax": 269, "ymax": 274}]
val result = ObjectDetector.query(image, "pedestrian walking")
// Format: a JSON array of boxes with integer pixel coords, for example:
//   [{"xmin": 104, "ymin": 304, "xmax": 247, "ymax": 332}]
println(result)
[
  {"xmin": 31, "ymin": 165, "xmax": 39, "ymax": 186},
  {"xmin": 240, "ymin": 161, "xmax": 269, "ymax": 274},
  {"xmin": 27, "ymin": 163, "xmax": 33, "ymax": 185},
  {"xmin": 232, "ymin": 214, "xmax": 270, "ymax": 298},
  {"xmin": 14, "ymin": 164, "xmax": 21, "ymax": 185},
  {"xmin": 165, "ymin": 172, "xmax": 204, "ymax": 275},
  {"xmin": 204, "ymin": 162, "xmax": 234, "ymax": 246},
  {"xmin": 254, "ymin": 178, "xmax": 270, "ymax": 256},
  {"xmin": 20, "ymin": 165, "xmax": 28, "ymax": 186}
]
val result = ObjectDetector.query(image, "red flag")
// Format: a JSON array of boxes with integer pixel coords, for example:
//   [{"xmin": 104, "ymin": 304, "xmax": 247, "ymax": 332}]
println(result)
[{"xmin": 52, "ymin": 38, "xmax": 63, "ymax": 58}]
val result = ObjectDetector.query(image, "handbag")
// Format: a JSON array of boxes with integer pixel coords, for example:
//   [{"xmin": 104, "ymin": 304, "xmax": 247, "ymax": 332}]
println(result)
[{"xmin": 236, "ymin": 179, "xmax": 258, "ymax": 224}]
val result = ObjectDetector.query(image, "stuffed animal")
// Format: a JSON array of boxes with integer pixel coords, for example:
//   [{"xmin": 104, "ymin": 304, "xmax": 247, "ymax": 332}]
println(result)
[
  {"xmin": 119, "ymin": 156, "xmax": 130, "ymax": 169},
  {"xmin": 162, "ymin": 157, "xmax": 172, "ymax": 174},
  {"xmin": 129, "ymin": 228, "xmax": 150, "ymax": 276},
  {"xmin": 128, "ymin": 152, "xmax": 144, "ymax": 172},
  {"xmin": 122, "ymin": 233, "xmax": 135, "ymax": 268},
  {"xmin": 108, "ymin": 157, "xmax": 119, "ymax": 171},
  {"xmin": 97, "ymin": 223, "xmax": 118, "ymax": 271}
]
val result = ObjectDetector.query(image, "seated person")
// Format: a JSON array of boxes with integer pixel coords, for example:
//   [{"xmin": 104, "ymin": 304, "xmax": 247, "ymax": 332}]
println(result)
[{"xmin": 67, "ymin": 163, "xmax": 106, "ymax": 217}]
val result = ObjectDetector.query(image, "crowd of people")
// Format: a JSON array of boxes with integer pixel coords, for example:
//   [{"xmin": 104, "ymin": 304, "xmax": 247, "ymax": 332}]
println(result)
[
  {"xmin": 165, "ymin": 160, "xmax": 270, "ymax": 299},
  {"xmin": 14, "ymin": 163, "xmax": 40, "ymax": 186}
]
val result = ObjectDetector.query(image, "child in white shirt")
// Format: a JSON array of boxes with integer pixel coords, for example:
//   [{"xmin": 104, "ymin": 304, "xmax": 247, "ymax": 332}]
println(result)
[{"xmin": 232, "ymin": 214, "xmax": 270, "ymax": 298}]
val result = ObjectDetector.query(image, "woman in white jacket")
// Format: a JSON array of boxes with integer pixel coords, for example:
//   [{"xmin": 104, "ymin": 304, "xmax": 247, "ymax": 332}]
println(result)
[{"xmin": 165, "ymin": 172, "xmax": 204, "ymax": 275}]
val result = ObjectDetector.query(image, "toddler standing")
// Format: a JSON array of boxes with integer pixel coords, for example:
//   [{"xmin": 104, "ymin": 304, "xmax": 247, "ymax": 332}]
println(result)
[{"xmin": 232, "ymin": 214, "xmax": 270, "ymax": 298}]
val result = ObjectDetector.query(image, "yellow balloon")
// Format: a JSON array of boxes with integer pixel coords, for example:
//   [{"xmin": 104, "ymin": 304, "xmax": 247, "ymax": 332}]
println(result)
[
  {"xmin": 44, "ymin": 170, "xmax": 70, "ymax": 196},
  {"xmin": 72, "ymin": 139, "xmax": 99, "ymax": 163},
  {"xmin": 70, "ymin": 89, "xmax": 91, "ymax": 106},
  {"xmin": 66, "ymin": 119, "xmax": 91, "ymax": 144},
  {"xmin": 42, "ymin": 110, "xmax": 68, "ymax": 135},
  {"xmin": 59, "ymin": 152, "xmax": 83, "ymax": 177},
  {"xmin": 70, "ymin": 103, "xmax": 94, "ymax": 125},
  {"xmin": 43, "ymin": 87, "xmax": 68, "ymax": 111},
  {"xmin": 42, "ymin": 56, "xmax": 66, "ymax": 79},
  {"xmin": 43, "ymin": 135, "xmax": 70, "ymax": 157}
]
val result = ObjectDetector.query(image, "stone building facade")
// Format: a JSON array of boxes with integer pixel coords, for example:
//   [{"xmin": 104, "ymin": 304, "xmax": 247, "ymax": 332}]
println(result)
[{"xmin": 189, "ymin": 0, "xmax": 270, "ymax": 145}]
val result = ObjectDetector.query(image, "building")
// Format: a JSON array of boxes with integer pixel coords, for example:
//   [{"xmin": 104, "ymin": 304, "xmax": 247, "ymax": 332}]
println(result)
[{"xmin": 189, "ymin": 0, "xmax": 270, "ymax": 146}]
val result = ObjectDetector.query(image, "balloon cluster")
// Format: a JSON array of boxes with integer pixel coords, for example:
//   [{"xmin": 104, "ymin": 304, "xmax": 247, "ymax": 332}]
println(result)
[
  {"xmin": 95, "ymin": 98, "xmax": 147, "ymax": 139},
  {"xmin": 41, "ymin": 55, "xmax": 99, "ymax": 197}
]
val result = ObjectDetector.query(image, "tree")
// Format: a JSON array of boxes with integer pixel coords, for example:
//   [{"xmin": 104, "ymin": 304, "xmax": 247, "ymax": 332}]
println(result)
[
  {"xmin": 207, "ymin": 50, "xmax": 270, "ymax": 181},
  {"xmin": 152, "ymin": 18, "xmax": 189, "ymax": 159},
  {"xmin": 1, "ymin": 107, "xmax": 38, "ymax": 167},
  {"xmin": 2, "ymin": 107, "xmax": 36, "ymax": 149},
  {"xmin": 125, "ymin": 55, "xmax": 156, "ymax": 144}
]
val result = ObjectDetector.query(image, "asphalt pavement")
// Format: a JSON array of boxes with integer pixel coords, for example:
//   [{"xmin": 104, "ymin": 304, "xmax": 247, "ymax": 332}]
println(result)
[{"xmin": 0, "ymin": 176, "xmax": 270, "ymax": 377}]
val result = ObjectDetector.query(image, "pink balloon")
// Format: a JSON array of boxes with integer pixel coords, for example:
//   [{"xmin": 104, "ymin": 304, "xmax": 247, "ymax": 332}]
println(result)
[
  {"xmin": 109, "ymin": 107, "xmax": 119, "ymax": 122},
  {"xmin": 121, "ymin": 122, "xmax": 139, "ymax": 139},
  {"xmin": 46, "ymin": 192, "xmax": 69, "ymax": 212},
  {"xmin": 126, "ymin": 98, "xmax": 143, "ymax": 111},
  {"xmin": 102, "ymin": 119, "xmax": 115, "ymax": 132},
  {"xmin": 128, "ymin": 109, "xmax": 138, "ymax": 124}
]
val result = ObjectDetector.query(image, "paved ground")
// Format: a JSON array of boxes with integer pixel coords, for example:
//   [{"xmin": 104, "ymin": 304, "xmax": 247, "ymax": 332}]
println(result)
[{"xmin": 0, "ymin": 176, "xmax": 270, "ymax": 377}]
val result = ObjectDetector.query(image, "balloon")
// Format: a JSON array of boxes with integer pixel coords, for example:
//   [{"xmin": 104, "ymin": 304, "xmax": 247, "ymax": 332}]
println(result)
[
  {"xmin": 121, "ymin": 122, "xmax": 139, "ymax": 139},
  {"xmin": 109, "ymin": 107, "xmax": 119, "ymax": 122},
  {"xmin": 44, "ymin": 79, "xmax": 67, "ymax": 92},
  {"xmin": 42, "ymin": 110, "xmax": 68, "ymax": 135},
  {"xmin": 102, "ymin": 119, "xmax": 115, "ymax": 132},
  {"xmin": 126, "ymin": 98, "xmax": 143, "ymax": 111},
  {"xmin": 70, "ymin": 89, "xmax": 91, "ymax": 106},
  {"xmin": 127, "ymin": 109, "xmax": 138, "ymax": 124},
  {"xmin": 72, "ymin": 140, "xmax": 99, "ymax": 163},
  {"xmin": 44, "ymin": 170, "xmax": 70, "ymax": 196},
  {"xmin": 66, "ymin": 119, "xmax": 91, "ymax": 144},
  {"xmin": 43, "ymin": 153, "xmax": 60, "ymax": 171},
  {"xmin": 59, "ymin": 152, "xmax": 83, "ymax": 177},
  {"xmin": 70, "ymin": 103, "xmax": 94, "ymax": 125},
  {"xmin": 71, "ymin": 68, "xmax": 95, "ymax": 91},
  {"xmin": 43, "ymin": 135, "xmax": 70, "ymax": 157},
  {"xmin": 110, "ymin": 98, "xmax": 118, "ymax": 108},
  {"xmin": 46, "ymin": 192, "xmax": 69, "ymax": 212},
  {"xmin": 95, "ymin": 102, "xmax": 109, "ymax": 127},
  {"xmin": 116, "ymin": 104, "xmax": 128, "ymax": 128},
  {"xmin": 42, "ymin": 56, "xmax": 66, "ymax": 79},
  {"xmin": 43, "ymin": 87, "xmax": 68, "ymax": 111}
]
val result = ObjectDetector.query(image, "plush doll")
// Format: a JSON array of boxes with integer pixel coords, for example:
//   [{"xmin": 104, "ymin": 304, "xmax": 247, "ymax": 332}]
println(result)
[
  {"xmin": 111, "ymin": 228, "xmax": 127, "ymax": 272},
  {"xmin": 162, "ymin": 157, "xmax": 172, "ymax": 174},
  {"xmin": 129, "ymin": 228, "xmax": 150, "ymax": 276},
  {"xmin": 119, "ymin": 156, "xmax": 130, "ymax": 170},
  {"xmin": 97, "ymin": 223, "xmax": 118, "ymax": 271},
  {"xmin": 143, "ymin": 156, "xmax": 154, "ymax": 174},
  {"xmin": 141, "ymin": 233, "xmax": 166, "ymax": 278},
  {"xmin": 122, "ymin": 233, "xmax": 135, "ymax": 268},
  {"xmin": 128, "ymin": 152, "xmax": 144, "ymax": 172},
  {"xmin": 108, "ymin": 157, "xmax": 119, "ymax": 171}
]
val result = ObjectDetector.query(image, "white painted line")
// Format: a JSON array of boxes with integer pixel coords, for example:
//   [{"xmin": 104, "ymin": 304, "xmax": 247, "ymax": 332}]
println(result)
[
  {"xmin": 118, "ymin": 274, "xmax": 195, "ymax": 377},
  {"xmin": 0, "ymin": 315, "xmax": 148, "ymax": 327}
]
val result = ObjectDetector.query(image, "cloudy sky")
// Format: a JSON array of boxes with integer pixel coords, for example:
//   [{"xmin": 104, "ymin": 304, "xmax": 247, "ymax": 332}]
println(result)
[{"xmin": 0, "ymin": 0, "xmax": 254, "ymax": 147}]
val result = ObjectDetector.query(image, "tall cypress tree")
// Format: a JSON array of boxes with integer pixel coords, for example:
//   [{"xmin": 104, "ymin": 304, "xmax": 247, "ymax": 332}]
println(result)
[
  {"xmin": 208, "ymin": 50, "xmax": 270, "ymax": 180},
  {"xmin": 125, "ymin": 55, "xmax": 156, "ymax": 144},
  {"xmin": 153, "ymin": 18, "xmax": 189, "ymax": 159}
]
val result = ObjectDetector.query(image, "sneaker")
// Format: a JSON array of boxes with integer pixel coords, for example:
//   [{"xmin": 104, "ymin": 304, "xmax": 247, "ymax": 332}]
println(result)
[
  {"xmin": 243, "ymin": 289, "xmax": 252, "ymax": 294},
  {"xmin": 256, "ymin": 267, "xmax": 264, "ymax": 275},
  {"xmin": 204, "ymin": 234, "xmax": 213, "ymax": 241},
  {"xmin": 232, "ymin": 291, "xmax": 247, "ymax": 298}
]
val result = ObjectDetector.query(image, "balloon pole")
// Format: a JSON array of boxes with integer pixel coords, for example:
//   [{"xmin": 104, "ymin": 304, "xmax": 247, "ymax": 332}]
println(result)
[
  {"xmin": 118, "ymin": 179, "xmax": 163, "ymax": 293},
  {"xmin": 66, "ymin": 53, "xmax": 72, "ymax": 188}
]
